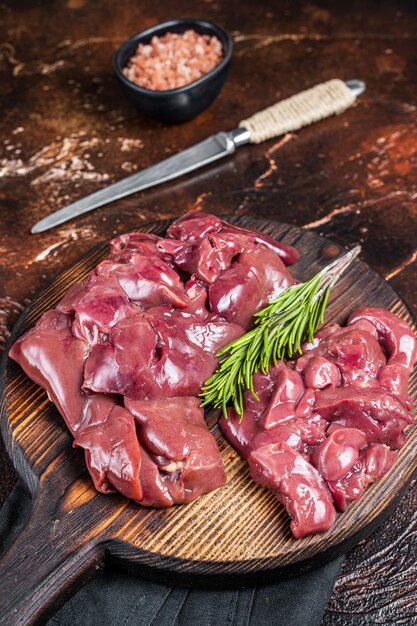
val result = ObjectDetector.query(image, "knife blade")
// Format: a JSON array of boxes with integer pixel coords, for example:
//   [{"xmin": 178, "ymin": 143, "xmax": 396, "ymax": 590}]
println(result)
[
  {"xmin": 31, "ymin": 129, "xmax": 249, "ymax": 233},
  {"xmin": 32, "ymin": 79, "xmax": 365, "ymax": 233}
]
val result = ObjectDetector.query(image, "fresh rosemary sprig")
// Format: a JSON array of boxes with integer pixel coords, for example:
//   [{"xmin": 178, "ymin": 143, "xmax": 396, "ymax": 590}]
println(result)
[{"xmin": 200, "ymin": 245, "xmax": 361, "ymax": 419}]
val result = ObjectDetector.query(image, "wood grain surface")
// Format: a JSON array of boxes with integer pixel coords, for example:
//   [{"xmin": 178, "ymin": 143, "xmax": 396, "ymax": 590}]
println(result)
[
  {"xmin": 0, "ymin": 217, "xmax": 416, "ymax": 625},
  {"xmin": 1, "ymin": 2, "xmax": 417, "ymax": 624}
]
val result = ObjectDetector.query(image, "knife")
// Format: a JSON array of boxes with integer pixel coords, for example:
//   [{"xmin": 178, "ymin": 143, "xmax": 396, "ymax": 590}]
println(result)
[{"xmin": 32, "ymin": 79, "xmax": 365, "ymax": 233}]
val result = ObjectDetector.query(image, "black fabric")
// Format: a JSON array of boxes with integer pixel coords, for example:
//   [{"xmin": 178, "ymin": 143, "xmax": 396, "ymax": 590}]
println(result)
[{"xmin": 0, "ymin": 483, "xmax": 344, "ymax": 626}]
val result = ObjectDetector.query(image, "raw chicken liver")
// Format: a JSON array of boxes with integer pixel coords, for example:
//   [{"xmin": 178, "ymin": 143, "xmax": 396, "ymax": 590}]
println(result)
[
  {"xmin": 9, "ymin": 213, "xmax": 298, "ymax": 508},
  {"xmin": 83, "ymin": 307, "xmax": 242, "ymax": 399},
  {"xmin": 126, "ymin": 397, "xmax": 226, "ymax": 506},
  {"xmin": 221, "ymin": 307, "xmax": 416, "ymax": 537}
]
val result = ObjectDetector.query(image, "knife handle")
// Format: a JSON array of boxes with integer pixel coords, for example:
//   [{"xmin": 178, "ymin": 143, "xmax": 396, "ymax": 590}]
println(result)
[{"xmin": 239, "ymin": 79, "xmax": 360, "ymax": 144}]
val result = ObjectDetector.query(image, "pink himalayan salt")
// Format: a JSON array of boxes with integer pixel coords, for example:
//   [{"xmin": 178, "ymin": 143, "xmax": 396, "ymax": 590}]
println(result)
[{"xmin": 123, "ymin": 30, "xmax": 223, "ymax": 91}]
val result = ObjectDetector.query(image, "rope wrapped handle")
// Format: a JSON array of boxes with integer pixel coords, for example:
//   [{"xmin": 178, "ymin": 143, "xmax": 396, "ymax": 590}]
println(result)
[{"xmin": 239, "ymin": 79, "xmax": 357, "ymax": 144}]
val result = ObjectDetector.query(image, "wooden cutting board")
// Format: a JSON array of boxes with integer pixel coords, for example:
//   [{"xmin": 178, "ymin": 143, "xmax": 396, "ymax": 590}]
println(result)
[{"xmin": 1, "ymin": 216, "xmax": 416, "ymax": 626}]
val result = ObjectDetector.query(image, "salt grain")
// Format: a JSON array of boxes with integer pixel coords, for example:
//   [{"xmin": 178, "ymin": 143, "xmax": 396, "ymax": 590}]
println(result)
[{"xmin": 123, "ymin": 30, "xmax": 223, "ymax": 91}]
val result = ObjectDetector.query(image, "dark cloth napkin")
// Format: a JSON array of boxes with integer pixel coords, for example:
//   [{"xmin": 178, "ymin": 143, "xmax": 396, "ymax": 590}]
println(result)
[{"xmin": 0, "ymin": 482, "xmax": 344, "ymax": 626}]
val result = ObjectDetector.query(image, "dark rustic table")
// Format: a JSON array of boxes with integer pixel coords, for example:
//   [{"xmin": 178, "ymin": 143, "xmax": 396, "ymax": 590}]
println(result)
[{"xmin": 1, "ymin": 1, "xmax": 416, "ymax": 624}]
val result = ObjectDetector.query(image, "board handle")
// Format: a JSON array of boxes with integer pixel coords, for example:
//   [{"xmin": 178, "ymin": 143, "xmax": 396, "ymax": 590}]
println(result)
[{"xmin": 0, "ymin": 487, "xmax": 104, "ymax": 625}]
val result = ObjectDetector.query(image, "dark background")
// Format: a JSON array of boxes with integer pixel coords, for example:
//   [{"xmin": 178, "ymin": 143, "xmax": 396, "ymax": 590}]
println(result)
[{"xmin": 0, "ymin": 1, "xmax": 416, "ymax": 623}]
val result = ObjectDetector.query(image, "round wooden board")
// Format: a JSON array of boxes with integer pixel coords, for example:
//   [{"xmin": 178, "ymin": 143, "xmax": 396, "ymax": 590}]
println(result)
[{"xmin": 1, "ymin": 217, "xmax": 416, "ymax": 624}]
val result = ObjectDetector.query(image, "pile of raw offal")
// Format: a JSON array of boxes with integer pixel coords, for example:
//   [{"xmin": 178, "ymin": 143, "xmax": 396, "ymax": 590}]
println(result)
[
  {"xmin": 9, "ymin": 213, "xmax": 298, "ymax": 508},
  {"xmin": 221, "ymin": 307, "xmax": 417, "ymax": 537},
  {"xmin": 9, "ymin": 212, "xmax": 416, "ymax": 538}
]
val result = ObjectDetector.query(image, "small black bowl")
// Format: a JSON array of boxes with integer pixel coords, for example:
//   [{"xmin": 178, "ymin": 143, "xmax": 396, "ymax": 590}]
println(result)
[{"xmin": 113, "ymin": 18, "xmax": 232, "ymax": 124}]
